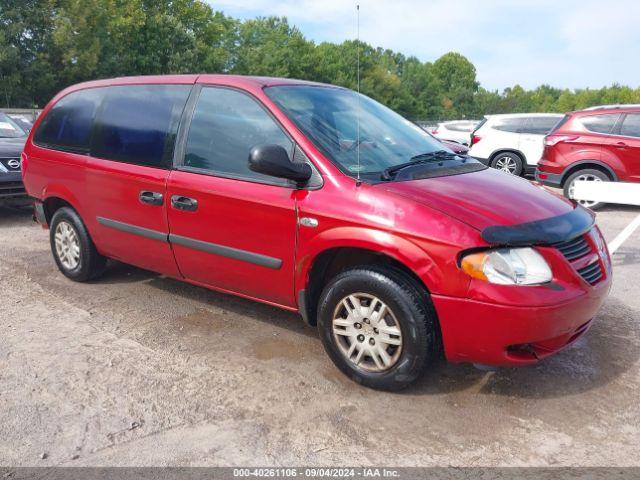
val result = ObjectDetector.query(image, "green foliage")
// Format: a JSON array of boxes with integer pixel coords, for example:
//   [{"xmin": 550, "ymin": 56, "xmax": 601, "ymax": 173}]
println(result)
[{"xmin": 2, "ymin": 0, "xmax": 640, "ymax": 118}]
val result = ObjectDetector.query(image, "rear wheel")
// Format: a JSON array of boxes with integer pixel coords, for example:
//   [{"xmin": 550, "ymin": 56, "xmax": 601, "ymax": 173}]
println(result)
[
  {"xmin": 317, "ymin": 266, "xmax": 437, "ymax": 391},
  {"xmin": 491, "ymin": 152, "xmax": 524, "ymax": 176},
  {"xmin": 563, "ymin": 169, "xmax": 609, "ymax": 210},
  {"xmin": 50, "ymin": 207, "xmax": 106, "ymax": 281}
]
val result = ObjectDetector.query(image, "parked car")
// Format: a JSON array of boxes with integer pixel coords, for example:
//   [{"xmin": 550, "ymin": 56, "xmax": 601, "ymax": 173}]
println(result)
[
  {"xmin": 536, "ymin": 104, "xmax": 640, "ymax": 209},
  {"xmin": 8, "ymin": 115, "xmax": 34, "ymax": 133},
  {"xmin": 0, "ymin": 112, "xmax": 28, "ymax": 207},
  {"xmin": 23, "ymin": 75, "xmax": 611, "ymax": 390},
  {"xmin": 416, "ymin": 123, "xmax": 470, "ymax": 155},
  {"xmin": 431, "ymin": 120, "xmax": 479, "ymax": 146},
  {"xmin": 440, "ymin": 139, "xmax": 469, "ymax": 155},
  {"xmin": 469, "ymin": 113, "xmax": 564, "ymax": 176}
]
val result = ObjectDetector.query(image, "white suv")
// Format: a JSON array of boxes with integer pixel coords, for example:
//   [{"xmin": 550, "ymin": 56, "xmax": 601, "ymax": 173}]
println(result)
[
  {"xmin": 432, "ymin": 120, "xmax": 479, "ymax": 146},
  {"xmin": 468, "ymin": 113, "xmax": 563, "ymax": 176}
]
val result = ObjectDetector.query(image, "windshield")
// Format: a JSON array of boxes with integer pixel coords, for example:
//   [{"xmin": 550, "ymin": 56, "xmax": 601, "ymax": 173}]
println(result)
[
  {"xmin": 265, "ymin": 86, "xmax": 448, "ymax": 178},
  {"xmin": 0, "ymin": 113, "xmax": 26, "ymax": 138}
]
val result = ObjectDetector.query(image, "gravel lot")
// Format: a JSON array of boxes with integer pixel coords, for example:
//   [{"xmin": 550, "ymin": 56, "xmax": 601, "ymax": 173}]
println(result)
[{"xmin": 1, "ymin": 202, "xmax": 639, "ymax": 467}]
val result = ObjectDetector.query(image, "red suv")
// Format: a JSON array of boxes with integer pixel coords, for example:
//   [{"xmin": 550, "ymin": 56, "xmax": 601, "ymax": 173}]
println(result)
[
  {"xmin": 22, "ymin": 75, "xmax": 612, "ymax": 390},
  {"xmin": 536, "ymin": 104, "xmax": 640, "ymax": 209}
]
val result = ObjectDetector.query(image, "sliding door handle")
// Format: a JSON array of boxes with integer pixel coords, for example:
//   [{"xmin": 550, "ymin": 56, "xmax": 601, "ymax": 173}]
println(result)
[
  {"xmin": 171, "ymin": 195, "xmax": 198, "ymax": 212},
  {"xmin": 139, "ymin": 191, "xmax": 164, "ymax": 206}
]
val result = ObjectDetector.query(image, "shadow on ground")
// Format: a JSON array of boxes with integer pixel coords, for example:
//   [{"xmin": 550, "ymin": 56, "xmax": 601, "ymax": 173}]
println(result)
[{"xmin": 95, "ymin": 260, "xmax": 639, "ymax": 401}]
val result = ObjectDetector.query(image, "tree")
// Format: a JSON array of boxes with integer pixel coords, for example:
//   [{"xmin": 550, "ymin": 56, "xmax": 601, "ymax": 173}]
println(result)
[{"xmin": 1, "ymin": 0, "xmax": 639, "ymax": 117}]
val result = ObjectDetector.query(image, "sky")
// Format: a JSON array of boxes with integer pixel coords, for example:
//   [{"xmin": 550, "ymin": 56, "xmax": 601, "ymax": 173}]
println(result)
[{"xmin": 208, "ymin": 0, "xmax": 640, "ymax": 91}]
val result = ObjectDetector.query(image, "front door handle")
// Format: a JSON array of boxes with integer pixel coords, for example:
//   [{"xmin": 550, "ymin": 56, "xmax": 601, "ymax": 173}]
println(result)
[
  {"xmin": 139, "ymin": 190, "xmax": 164, "ymax": 206},
  {"xmin": 171, "ymin": 195, "xmax": 198, "ymax": 212},
  {"xmin": 615, "ymin": 142, "xmax": 628, "ymax": 149}
]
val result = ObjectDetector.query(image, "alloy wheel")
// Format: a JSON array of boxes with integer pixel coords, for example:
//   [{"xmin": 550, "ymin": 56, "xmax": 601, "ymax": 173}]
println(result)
[
  {"xmin": 332, "ymin": 293, "xmax": 403, "ymax": 372},
  {"xmin": 568, "ymin": 174, "xmax": 603, "ymax": 208},
  {"xmin": 54, "ymin": 221, "xmax": 80, "ymax": 270},
  {"xmin": 495, "ymin": 156, "xmax": 517, "ymax": 174}
]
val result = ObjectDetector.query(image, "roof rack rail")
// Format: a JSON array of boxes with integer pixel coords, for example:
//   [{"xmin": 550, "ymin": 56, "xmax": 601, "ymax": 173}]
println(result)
[{"xmin": 583, "ymin": 104, "xmax": 640, "ymax": 111}]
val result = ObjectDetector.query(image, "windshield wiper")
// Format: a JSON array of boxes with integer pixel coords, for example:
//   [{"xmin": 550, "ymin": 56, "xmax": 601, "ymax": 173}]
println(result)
[{"xmin": 381, "ymin": 150, "xmax": 460, "ymax": 180}]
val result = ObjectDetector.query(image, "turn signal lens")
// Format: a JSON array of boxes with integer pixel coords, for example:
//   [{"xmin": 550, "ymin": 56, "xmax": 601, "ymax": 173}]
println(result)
[
  {"xmin": 461, "ymin": 247, "xmax": 552, "ymax": 286},
  {"xmin": 461, "ymin": 252, "xmax": 489, "ymax": 281}
]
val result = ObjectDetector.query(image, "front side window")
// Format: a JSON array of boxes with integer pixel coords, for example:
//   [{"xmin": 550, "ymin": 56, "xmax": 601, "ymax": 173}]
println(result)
[
  {"xmin": 92, "ymin": 85, "xmax": 190, "ymax": 168},
  {"xmin": 581, "ymin": 114, "xmax": 620, "ymax": 134},
  {"xmin": 265, "ymin": 85, "xmax": 445, "ymax": 178},
  {"xmin": 620, "ymin": 113, "xmax": 640, "ymax": 138},
  {"xmin": 0, "ymin": 112, "xmax": 26, "ymax": 138},
  {"xmin": 183, "ymin": 87, "xmax": 293, "ymax": 182},
  {"xmin": 34, "ymin": 88, "xmax": 103, "ymax": 152}
]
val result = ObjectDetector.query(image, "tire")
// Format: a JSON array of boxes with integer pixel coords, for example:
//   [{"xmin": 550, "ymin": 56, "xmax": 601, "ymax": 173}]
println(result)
[
  {"xmin": 563, "ymin": 169, "xmax": 609, "ymax": 210},
  {"xmin": 491, "ymin": 152, "xmax": 524, "ymax": 176},
  {"xmin": 317, "ymin": 266, "xmax": 437, "ymax": 391},
  {"xmin": 50, "ymin": 207, "xmax": 107, "ymax": 281}
]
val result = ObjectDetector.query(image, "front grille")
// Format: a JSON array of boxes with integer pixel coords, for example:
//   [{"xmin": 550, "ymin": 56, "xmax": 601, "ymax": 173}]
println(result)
[
  {"xmin": 0, "ymin": 157, "xmax": 21, "ymax": 171},
  {"xmin": 553, "ymin": 232, "xmax": 605, "ymax": 286},
  {"xmin": 552, "ymin": 235, "xmax": 591, "ymax": 261},
  {"xmin": 577, "ymin": 261, "xmax": 603, "ymax": 285},
  {"xmin": 0, "ymin": 181, "xmax": 26, "ymax": 198}
]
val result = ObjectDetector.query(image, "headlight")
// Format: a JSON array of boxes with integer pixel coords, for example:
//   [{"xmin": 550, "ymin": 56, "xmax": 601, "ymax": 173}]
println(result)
[{"xmin": 461, "ymin": 247, "xmax": 552, "ymax": 285}]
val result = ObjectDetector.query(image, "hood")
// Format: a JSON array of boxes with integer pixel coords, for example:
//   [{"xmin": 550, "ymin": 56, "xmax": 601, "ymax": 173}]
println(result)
[
  {"xmin": 0, "ymin": 136, "xmax": 26, "ymax": 157},
  {"xmin": 377, "ymin": 167, "xmax": 574, "ymax": 231}
]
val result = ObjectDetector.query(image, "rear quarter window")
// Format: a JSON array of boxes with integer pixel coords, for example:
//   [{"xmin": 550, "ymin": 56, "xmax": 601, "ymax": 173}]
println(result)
[
  {"xmin": 580, "ymin": 113, "xmax": 620, "ymax": 134},
  {"xmin": 34, "ymin": 88, "xmax": 103, "ymax": 152},
  {"xmin": 521, "ymin": 116, "xmax": 562, "ymax": 135},
  {"xmin": 91, "ymin": 84, "xmax": 191, "ymax": 168}
]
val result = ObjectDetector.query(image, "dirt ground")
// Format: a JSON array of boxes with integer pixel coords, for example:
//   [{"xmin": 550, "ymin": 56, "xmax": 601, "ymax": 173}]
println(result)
[{"xmin": 0, "ymin": 204, "xmax": 639, "ymax": 467}]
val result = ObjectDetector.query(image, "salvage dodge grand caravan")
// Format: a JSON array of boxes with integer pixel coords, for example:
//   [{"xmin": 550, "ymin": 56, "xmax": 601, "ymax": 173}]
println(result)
[{"xmin": 22, "ymin": 75, "xmax": 612, "ymax": 390}]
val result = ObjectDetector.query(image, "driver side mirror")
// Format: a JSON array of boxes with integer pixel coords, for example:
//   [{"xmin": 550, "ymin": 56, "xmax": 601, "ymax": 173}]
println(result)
[{"xmin": 248, "ymin": 144, "xmax": 312, "ymax": 184}]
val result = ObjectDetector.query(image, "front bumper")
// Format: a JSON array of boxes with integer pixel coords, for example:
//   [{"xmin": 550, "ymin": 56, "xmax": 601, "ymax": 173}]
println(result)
[
  {"xmin": 0, "ymin": 172, "xmax": 28, "ymax": 205},
  {"xmin": 432, "ymin": 275, "xmax": 611, "ymax": 366}
]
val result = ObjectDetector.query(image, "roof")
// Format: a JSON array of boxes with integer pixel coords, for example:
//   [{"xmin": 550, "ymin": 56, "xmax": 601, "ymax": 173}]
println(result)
[
  {"xmin": 576, "ymin": 104, "xmax": 640, "ymax": 114},
  {"xmin": 484, "ymin": 113, "xmax": 564, "ymax": 119}
]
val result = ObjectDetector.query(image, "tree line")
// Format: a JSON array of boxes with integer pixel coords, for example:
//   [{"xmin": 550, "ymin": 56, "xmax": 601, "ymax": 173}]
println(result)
[{"xmin": 2, "ymin": 0, "xmax": 640, "ymax": 120}]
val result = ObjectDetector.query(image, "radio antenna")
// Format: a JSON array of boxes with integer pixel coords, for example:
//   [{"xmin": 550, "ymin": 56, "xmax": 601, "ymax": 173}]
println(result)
[{"xmin": 355, "ymin": 4, "xmax": 361, "ymax": 185}]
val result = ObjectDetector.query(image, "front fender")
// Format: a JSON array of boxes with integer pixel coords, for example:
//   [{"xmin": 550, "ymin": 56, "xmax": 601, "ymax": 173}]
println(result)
[{"xmin": 295, "ymin": 226, "xmax": 442, "ymax": 296}]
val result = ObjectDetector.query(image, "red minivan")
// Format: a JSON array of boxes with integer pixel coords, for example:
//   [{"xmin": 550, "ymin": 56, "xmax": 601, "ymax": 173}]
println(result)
[{"xmin": 22, "ymin": 75, "xmax": 612, "ymax": 390}]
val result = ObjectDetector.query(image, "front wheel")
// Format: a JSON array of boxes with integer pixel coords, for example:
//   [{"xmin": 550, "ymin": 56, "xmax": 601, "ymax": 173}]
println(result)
[
  {"xmin": 317, "ymin": 266, "xmax": 437, "ymax": 391},
  {"xmin": 563, "ymin": 169, "xmax": 609, "ymax": 210}
]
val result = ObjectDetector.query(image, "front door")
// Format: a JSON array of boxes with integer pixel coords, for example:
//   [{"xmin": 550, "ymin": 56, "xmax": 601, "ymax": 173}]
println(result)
[{"xmin": 166, "ymin": 86, "xmax": 298, "ymax": 307}]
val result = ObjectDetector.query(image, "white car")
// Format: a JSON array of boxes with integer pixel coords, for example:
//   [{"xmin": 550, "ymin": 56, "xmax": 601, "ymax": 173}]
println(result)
[
  {"xmin": 468, "ymin": 113, "xmax": 564, "ymax": 176},
  {"xmin": 431, "ymin": 120, "xmax": 479, "ymax": 146}
]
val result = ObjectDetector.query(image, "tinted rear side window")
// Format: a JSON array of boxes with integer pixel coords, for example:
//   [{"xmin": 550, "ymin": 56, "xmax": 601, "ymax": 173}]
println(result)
[
  {"xmin": 34, "ymin": 88, "xmax": 103, "ymax": 152},
  {"xmin": 581, "ymin": 114, "xmax": 620, "ymax": 134},
  {"xmin": 492, "ymin": 118, "xmax": 525, "ymax": 133},
  {"xmin": 92, "ymin": 85, "xmax": 190, "ymax": 168},
  {"xmin": 620, "ymin": 113, "xmax": 640, "ymax": 137},
  {"xmin": 522, "ymin": 117, "xmax": 561, "ymax": 135}
]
